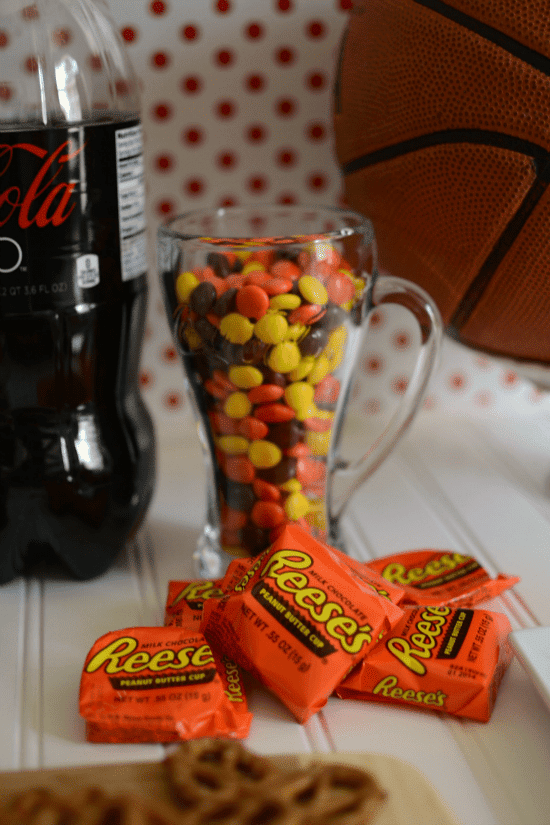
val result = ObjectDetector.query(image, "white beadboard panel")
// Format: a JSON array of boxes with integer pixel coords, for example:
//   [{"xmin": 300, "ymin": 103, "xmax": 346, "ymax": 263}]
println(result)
[
  {"xmin": 0, "ymin": 579, "xmax": 28, "ymax": 771},
  {"xmin": 321, "ymin": 696, "xmax": 498, "ymax": 825}
]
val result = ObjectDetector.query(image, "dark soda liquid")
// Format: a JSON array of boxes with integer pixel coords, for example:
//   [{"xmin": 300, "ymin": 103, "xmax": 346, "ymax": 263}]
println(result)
[{"xmin": 0, "ymin": 279, "xmax": 155, "ymax": 583}]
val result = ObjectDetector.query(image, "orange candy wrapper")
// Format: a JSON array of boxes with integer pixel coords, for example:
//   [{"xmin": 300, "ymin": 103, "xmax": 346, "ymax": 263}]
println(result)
[
  {"xmin": 164, "ymin": 578, "xmax": 224, "ymax": 628},
  {"xmin": 336, "ymin": 605, "xmax": 514, "ymax": 722},
  {"xmin": 365, "ymin": 549, "xmax": 519, "ymax": 608},
  {"xmin": 79, "ymin": 625, "xmax": 252, "ymax": 743},
  {"xmin": 201, "ymin": 524, "xmax": 404, "ymax": 723}
]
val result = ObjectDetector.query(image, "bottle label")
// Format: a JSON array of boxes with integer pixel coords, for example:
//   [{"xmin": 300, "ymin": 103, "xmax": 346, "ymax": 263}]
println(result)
[{"xmin": 0, "ymin": 118, "xmax": 147, "ymax": 314}]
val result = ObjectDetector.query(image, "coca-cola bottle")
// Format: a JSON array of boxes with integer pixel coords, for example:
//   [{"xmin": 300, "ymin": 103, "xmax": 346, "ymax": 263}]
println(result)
[{"xmin": 0, "ymin": 0, "xmax": 156, "ymax": 583}]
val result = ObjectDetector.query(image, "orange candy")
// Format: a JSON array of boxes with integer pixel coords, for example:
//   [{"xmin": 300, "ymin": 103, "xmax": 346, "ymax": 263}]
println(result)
[
  {"xmin": 253, "ymin": 477, "xmax": 282, "ymax": 502},
  {"xmin": 261, "ymin": 277, "xmax": 294, "ymax": 295},
  {"xmin": 236, "ymin": 284, "xmax": 270, "ymax": 320},
  {"xmin": 247, "ymin": 383, "xmax": 285, "ymax": 404},
  {"xmin": 251, "ymin": 500, "xmax": 286, "ymax": 528},
  {"xmin": 254, "ymin": 403, "xmax": 295, "ymax": 422},
  {"xmin": 224, "ymin": 455, "xmax": 256, "ymax": 484},
  {"xmin": 236, "ymin": 415, "xmax": 269, "ymax": 440},
  {"xmin": 288, "ymin": 304, "xmax": 326, "ymax": 325},
  {"xmin": 221, "ymin": 505, "xmax": 249, "ymax": 531}
]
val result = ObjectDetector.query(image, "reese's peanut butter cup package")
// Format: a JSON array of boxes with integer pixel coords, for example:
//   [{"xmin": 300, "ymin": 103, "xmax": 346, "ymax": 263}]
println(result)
[
  {"xmin": 335, "ymin": 605, "xmax": 514, "ymax": 722},
  {"xmin": 164, "ymin": 578, "xmax": 224, "ymax": 628},
  {"xmin": 365, "ymin": 549, "xmax": 519, "ymax": 608},
  {"xmin": 163, "ymin": 577, "xmax": 253, "ymax": 738},
  {"xmin": 79, "ymin": 625, "xmax": 252, "ymax": 742},
  {"xmin": 201, "ymin": 523, "xmax": 404, "ymax": 723}
]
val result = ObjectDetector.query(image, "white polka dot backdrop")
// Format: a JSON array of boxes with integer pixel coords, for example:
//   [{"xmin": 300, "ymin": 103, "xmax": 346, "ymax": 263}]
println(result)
[{"xmin": 4, "ymin": 0, "xmax": 548, "ymax": 448}]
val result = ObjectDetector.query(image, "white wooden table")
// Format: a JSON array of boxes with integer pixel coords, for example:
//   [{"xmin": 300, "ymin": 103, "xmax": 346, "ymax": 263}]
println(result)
[{"xmin": 2, "ymin": 405, "xmax": 550, "ymax": 825}]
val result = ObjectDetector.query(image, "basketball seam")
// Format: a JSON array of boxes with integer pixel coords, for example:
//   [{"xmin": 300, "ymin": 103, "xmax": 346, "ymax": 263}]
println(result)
[
  {"xmin": 342, "ymin": 130, "xmax": 548, "ymax": 176},
  {"xmin": 449, "ymin": 169, "xmax": 550, "ymax": 333},
  {"xmin": 414, "ymin": 0, "xmax": 550, "ymax": 76}
]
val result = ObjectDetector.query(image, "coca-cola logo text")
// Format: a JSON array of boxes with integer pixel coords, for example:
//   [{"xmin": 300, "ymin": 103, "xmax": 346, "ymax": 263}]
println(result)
[{"xmin": 0, "ymin": 140, "xmax": 85, "ymax": 230}]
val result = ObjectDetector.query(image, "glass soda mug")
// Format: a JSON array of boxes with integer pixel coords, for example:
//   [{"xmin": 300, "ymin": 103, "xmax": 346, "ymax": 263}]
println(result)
[{"xmin": 158, "ymin": 205, "xmax": 441, "ymax": 576}]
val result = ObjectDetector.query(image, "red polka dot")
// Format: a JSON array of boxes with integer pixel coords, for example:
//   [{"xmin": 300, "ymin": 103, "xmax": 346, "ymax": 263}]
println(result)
[
  {"xmin": 246, "ymin": 124, "xmax": 267, "ymax": 142},
  {"xmin": 306, "ymin": 71, "xmax": 327, "ymax": 91},
  {"xmin": 391, "ymin": 376, "xmax": 409, "ymax": 396},
  {"xmin": 151, "ymin": 51, "xmax": 171, "ymax": 68},
  {"xmin": 276, "ymin": 148, "xmax": 297, "ymax": 167},
  {"xmin": 216, "ymin": 0, "xmax": 232, "ymax": 11},
  {"xmin": 150, "ymin": 0, "xmax": 167, "ymax": 13},
  {"xmin": 215, "ymin": 48, "xmax": 235, "ymax": 67},
  {"xmin": 182, "ymin": 24, "xmax": 199, "ymax": 41},
  {"xmin": 364, "ymin": 399, "xmax": 381, "ymax": 416},
  {"xmin": 139, "ymin": 370, "xmax": 154, "ymax": 388},
  {"xmin": 25, "ymin": 55, "xmax": 38, "ymax": 74},
  {"xmin": 163, "ymin": 391, "xmax": 184, "ymax": 410},
  {"xmin": 307, "ymin": 172, "xmax": 328, "ymax": 191},
  {"xmin": 364, "ymin": 355, "xmax": 384, "ymax": 374},
  {"xmin": 247, "ymin": 175, "xmax": 268, "ymax": 194},
  {"xmin": 392, "ymin": 331, "xmax": 411, "ymax": 350},
  {"xmin": 368, "ymin": 310, "xmax": 385, "ymax": 329},
  {"xmin": 339, "ymin": 0, "xmax": 354, "ymax": 9},
  {"xmin": 218, "ymin": 151, "xmax": 238, "ymax": 170},
  {"xmin": 501, "ymin": 370, "xmax": 519, "ymax": 387},
  {"xmin": 474, "ymin": 391, "xmax": 493, "ymax": 408},
  {"xmin": 306, "ymin": 20, "xmax": 326, "ymax": 38},
  {"xmin": 115, "ymin": 80, "xmax": 131, "ymax": 97},
  {"xmin": 181, "ymin": 75, "xmax": 202, "ymax": 94},
  {"xmin": 306, "ymin": 122, "xmax": 326, "ymax": 141},
  {"xmin": 276, "ymin": 0, "xmax": 293, "ymax": 11},
  {"xmin": 0, "ymin": 84, "xmax": 12, "ymax": 102},
  {"xmin": 0, "ymin": 31, "xmax": 9, "ymax": 48},
  {"xmin": 154, "ymin": 153, "xmax": 175, "ymax": 172},
  {"xmin": 121, "ymin": 26, "xmax": 138, "ymax": 43},
  {"xmin": 22, "ymin": 5, "xmax": 39, "ymax": 20},
  {"xmin": 152, "ymin": 102, "xmax": 173, "ymax": 120},
  {"xmin": 183, "ymin": 126, "xmax": 204, "ymax": 145},
  {"xmin": 246, "ymin": 74, "xmax": 266, "ymax": 92},
  {"xmin": 53, "ymin": 28, "xmax": 71, "ymax": 47},
  {"xmin": 245, "ymin": 22, "xmax": 264, "ymax": 39},
  {"xmin": 449, "ymin": 372, "xmax": 467, "ymax": 392},
  {"xmin": 185, "ymin": 178, "xmax": 206, "ymax": 196},
  {"xmin": 156, "ymin": 199, "xmax": 176, "ymax": 216},
  {"xmin": 162, "ymin": 345, "xmax": 178, "ymax": 363},
  {"xmin": 275, "ymin": 97, "xmax": 297, "ymax": 116},
  {"xmin": 89, "ymin": 54, "xmax": 103, "ymax": 71},
  {"xmin": 277, "ymin": 192, "xmax": 298, "ymax": 205},
  {"xmin": 275, "ymin": 46, "xmax": 295, "ymax": 65},
  {"xmin": 216, "ymin": 99, "xmax": 237, "ymax": 118},
  {"xmin": 219, "ymin": 196, "xmax": 238, "ymax": 208}
]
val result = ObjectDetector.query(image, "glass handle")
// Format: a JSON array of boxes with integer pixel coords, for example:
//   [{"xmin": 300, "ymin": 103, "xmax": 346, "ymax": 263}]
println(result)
[{"xmin": 327, "ymin": 275, "xmax": 442, "ymax": 538}]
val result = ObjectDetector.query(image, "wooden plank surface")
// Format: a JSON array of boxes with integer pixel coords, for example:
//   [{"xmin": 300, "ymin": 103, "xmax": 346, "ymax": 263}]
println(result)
[{"xmin": 0, "ymin": 751, "xmax": 460, "ymax": 825}]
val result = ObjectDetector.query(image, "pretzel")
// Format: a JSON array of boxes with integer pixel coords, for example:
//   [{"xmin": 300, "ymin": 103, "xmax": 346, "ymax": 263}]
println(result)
[
  {"xmin": 164, "ymin": 737, "xmax": 278, "ymax": 809},
  {"xmin": 164, "ymin": 740, "xmax": 386, "ymax": 825}
]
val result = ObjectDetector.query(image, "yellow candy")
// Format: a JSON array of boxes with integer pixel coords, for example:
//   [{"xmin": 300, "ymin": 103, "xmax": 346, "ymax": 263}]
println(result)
[
  {"xmin": 284, "ymin": 322, "xmax": 307, "ymax": 341},
  {"xmin": 220, "ymin": 313, "xmax": 254, "ymax": 344},
  {"xmin": 228, "ymin": 365, "xmax": 263, "ymax": 389},
  {"xmin": 279, "ymin": 478, "xmax": 302, "ymax": 493},
  {"xmin": 306, "ymin": 429, "xmax": 332, "ymax": 456},
  {"xmin": 224, "ymin": 392, "xmax": 252, "ymax": 419},
  {"xmin": 324, "ymin": 325, "xmax": 348, "ymax": 370},
  {"xmin": 217, "ymin": 435, "xmax": 249, "ymax": 454},
  {"xmin": 255, "ymin": 312, "xmax": 288, "ymax": 345},
  {"xmin": 285, "ymin": 492, "xmax": 310, "ymax": 521},
  {"xmin": 304, "ymin": 499, "xmax": 326, "ymax": 532},
  {"xmin": 241, "ymin": 260, "xmax": 266, "ymax": 275},
  {"xmin": 307, "ymin": 353, "xmax": 331, "ymax": 385},
  {"xmin": 175, "ymin": 270, "xmax": 199, "ymax": 303},
  {"xmin": 288, "ymin": 356, "xmax": 315, "ymax": 382},
  {"xmin": 267, "ymin": 341, "xmax": 301, "ymax": 373},
  {"xmin": 248, "ymin": 440, "xmax": 282, "ymax": 469},
  {"xmin": 298, "ymin": 275, "xmax": 328, "ymax": 305},
  {"xmin": 270, "ymin": 293, "xmax": 301, "ymax": 311},
  {"xmin": 284, "ymin": 382, "xmax": 315, "ymax": 420},
  {"xmin": 183, "ymin": 326, "xmax": 202, "ymax": 350}
]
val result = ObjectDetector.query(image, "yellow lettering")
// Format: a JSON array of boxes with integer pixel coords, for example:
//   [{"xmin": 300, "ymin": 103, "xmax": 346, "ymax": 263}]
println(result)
[{"xmin": 86, "ymin": 636, "xmax": 138, "ymax": 674}]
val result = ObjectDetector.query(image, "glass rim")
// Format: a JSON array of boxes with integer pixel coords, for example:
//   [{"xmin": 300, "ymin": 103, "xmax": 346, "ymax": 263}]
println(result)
[{"xmin": 157, "ymin": 203, "xmax": 374, "ymax": 250}]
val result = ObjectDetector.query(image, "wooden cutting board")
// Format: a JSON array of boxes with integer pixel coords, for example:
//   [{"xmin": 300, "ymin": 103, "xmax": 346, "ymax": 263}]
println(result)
[{"xmin": 0, "ymin": 751, "xmax": 460, "ymax": 825}]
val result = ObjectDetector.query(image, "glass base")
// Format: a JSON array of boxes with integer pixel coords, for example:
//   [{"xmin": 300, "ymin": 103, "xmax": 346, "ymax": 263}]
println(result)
[{"xmin": 193, "ymin": 523, "xmax": 226, "ymax": 579}]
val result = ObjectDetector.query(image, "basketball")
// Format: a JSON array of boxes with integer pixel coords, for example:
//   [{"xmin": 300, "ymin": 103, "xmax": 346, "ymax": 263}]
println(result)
[{"xmin": 333, "ymin": 0, "xmax": 550, "ymax": 365}]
